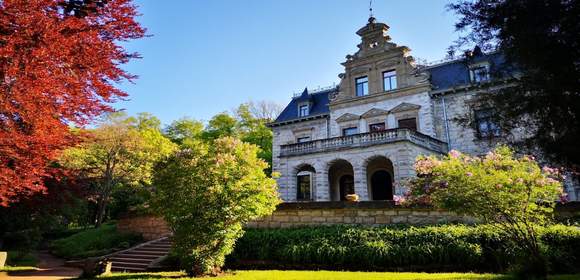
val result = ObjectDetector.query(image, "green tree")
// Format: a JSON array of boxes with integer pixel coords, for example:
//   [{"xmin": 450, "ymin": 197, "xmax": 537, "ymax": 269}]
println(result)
[
  {"xmin": 407, "ymin": 146, "xmax": 564, "ymax": 279},
  {"xmin": 153, "ymin": 137, "xmax": 280, "ymax": 276},
  {"xmin": 448, "ymin": 0, "xmax": 580, "ymax": 171},
  {"xmin": 60, "ymin": 112, "xmax": 176, "ymax": 227},
  {"xmin": 164, "ymin": 117, "xmax": 204, "ymax": 146},
  {"xmin": 236, "ymin": 104, "xmax": 274, "ymax": 174},
  {"xmin": 202, "ymin": 113, "xmax": 239, "ymax": 141}
]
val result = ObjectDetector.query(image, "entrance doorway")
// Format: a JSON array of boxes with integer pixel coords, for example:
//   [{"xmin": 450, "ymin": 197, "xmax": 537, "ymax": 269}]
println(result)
[
  {"xmin": 370, "ymin": 170, "xmax": 393, "ymax": 200},
  {"xmin": 339, "ymin": 175, "xmax": 355, "ymax": 201}
]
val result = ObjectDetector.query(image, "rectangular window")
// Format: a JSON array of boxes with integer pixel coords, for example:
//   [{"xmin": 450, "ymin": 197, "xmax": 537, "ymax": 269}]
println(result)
[
  {"xmin": 296, "ymin": 136, "xmax": 311, "ymax": 143},
  {"xmin": 299, "ymin": 105, "xmax": 309, "ymax": 117},
  {"xmin": 342, "ymin": 127, "xmax": 358, "ymax": 136},
  {"xmin": 369, "ymin": 123, "xmax": 386, "ymax": 132},
  {"xmin": 297, "ymin": 173, "xmax": 311, "ymax": 200},
  {"xmin": 474, "ymin": 109, "xmax": 500, "ymax": 138},
  {"xmin": 355, "ymin": 76, "xmax": 369, "ymax": 96},
  {"xmin": 471, "ymin": 66, "xmax": 489, "ymax": 83},
  {"xmin": 398, "ymin": 118, "xmax": 417, "ymax": 131},
  {"xmin": 383, "ymin": 70, "xmax": 397, "ymax": 91}
]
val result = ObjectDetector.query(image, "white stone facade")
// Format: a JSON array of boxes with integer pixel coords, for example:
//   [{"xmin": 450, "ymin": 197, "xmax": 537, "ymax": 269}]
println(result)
[{"xmin": 270, "ymin": 17, "xmax": 580, "ymax": 202}]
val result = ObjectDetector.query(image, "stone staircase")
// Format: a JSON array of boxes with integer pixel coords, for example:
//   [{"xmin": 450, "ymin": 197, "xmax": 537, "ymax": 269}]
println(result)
[{"xmin": 108, "ymin": 236, "xmax": 171, "ymax": 272}]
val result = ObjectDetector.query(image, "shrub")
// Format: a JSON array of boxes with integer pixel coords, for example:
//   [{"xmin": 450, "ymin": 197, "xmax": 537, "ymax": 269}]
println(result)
[
  {"xmin": 1, "ymin": 229, "xmax": 42, "ymax": 252},
  {"xmin": 6, "ymin": 250, "xmax": 38, "ymax": 267},
  {"xmin": 227, "ymin": 225, "xmax": 580, "ymax": 274},
  {"xmin": 153, "ymin": 137, "xmax": 280, "ymax": 276},
  {"xmin": 50, "ymin": 223, "xmax": 141, "ymax": 259},
  {"xmin": 406, "ymin": 146, "xmax": 564, "ymax": 279}
]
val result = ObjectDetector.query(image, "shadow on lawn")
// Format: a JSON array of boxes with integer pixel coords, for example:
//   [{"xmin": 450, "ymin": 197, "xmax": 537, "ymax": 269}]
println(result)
[{"xmin": 83, "ymin": 272, "xmax": 185, "ymax": 280}]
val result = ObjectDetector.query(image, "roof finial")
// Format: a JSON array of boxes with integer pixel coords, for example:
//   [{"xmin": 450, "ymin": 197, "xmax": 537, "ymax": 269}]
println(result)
[{"xmin": 368, "ymin": 0, "xmax": 376, "ymax": 23}]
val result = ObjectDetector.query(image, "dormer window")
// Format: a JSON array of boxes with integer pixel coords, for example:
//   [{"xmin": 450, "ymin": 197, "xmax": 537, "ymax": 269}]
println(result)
[
  {"xmin": 298, "ymin": 104, "xmax": 309, "ymax": 117},
  {"xmin": 383, "ymin": 70, "xmax": 397, "ymax": 91},
  {"xmin": 355, "ymin": 76, "xmax": 369, "ymax": 96},
  {"xmin": 471, "ymin": 65, "xmax": 490, "ymax": 83}
]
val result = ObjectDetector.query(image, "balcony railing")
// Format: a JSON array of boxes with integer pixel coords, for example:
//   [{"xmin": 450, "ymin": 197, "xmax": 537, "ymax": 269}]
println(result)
[{"xmin": 280, "ymin": 128, "xmax": 448, "ymax": 157}]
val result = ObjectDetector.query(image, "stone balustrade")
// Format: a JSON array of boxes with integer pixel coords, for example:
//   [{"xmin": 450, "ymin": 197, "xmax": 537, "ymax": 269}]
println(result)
[{"xmin": 280, "ymin": 128, "xmax": 448, "ymax": 157}]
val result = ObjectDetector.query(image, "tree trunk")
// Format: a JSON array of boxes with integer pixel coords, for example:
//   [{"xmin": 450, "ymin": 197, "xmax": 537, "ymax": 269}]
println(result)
[
  {"xmin": 94, "ymin": 195, "xmax": 106, "ymax": 228},
  {"xmin": 94, "ymin": 186, "xmax": 112, "ymax": 228}
]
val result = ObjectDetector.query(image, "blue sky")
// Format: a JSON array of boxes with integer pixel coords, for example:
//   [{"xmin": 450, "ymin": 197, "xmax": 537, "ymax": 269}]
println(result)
[{"xmin": 117, "ymin": 0, "xmax": 460, "ymax": 125}]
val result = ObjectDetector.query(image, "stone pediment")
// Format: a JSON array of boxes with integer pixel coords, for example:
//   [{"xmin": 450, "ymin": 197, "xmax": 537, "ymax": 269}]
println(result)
[
  {"xmin": 336, "ymin": 113, "xmax": 360, "ymax": 123},
  {"xmin": 361, "ymin": 108, "xmax": 388, "ymax": 119},
  {"xmin": 390, "ymin": 102, "xmax": 421, "ymax": 113}
]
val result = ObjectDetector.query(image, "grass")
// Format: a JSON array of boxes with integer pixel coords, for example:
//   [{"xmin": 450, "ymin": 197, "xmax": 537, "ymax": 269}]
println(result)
[
  {"xmin": 0, "ymin": 266, "xmax": 37, "ymax": 272},
  {"xmin": 50, "ymin": 223, "xmax": 142, "ymax": 259},
  {"xmin": 93, "ymin": 271, "xmax": 580, "ymax": 280},
  {"xmin": 5, "ymin": 250, "xmax": 38, "ymax": 267}
]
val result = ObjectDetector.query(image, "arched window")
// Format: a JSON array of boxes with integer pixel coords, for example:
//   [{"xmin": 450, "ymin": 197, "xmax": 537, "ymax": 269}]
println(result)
[{"xmin": 296, "ymin": 167, "xmax": 315, "ymax": 201}]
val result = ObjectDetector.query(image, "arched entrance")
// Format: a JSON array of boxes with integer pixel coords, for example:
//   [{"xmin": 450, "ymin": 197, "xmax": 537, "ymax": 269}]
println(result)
[
  {"xmin": 295, "ymin": 164, "xmax": 315, "ymax": 201},
  {"xmin": 339, "ymin": 175, "xmax": 355, "ymax": 201},
  {"xmin": 328, "ymin": 159, "xmax": 354, "ymax": 201},
  {"xmin": 370, "ymin": 170, "xmax": 393, "ymax": 200},
  {"xmin": 366, "ymin": 156, "xmax": 394, "ymax": 200}
]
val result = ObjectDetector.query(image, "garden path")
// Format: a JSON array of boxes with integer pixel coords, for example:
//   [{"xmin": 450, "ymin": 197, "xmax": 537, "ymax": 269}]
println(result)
[{"xmin": 0, "ymin": 251, "xmax": 82, "ymax": 280}]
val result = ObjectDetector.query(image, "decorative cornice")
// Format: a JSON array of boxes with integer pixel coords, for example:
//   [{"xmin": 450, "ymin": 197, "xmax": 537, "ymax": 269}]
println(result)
[
  {"xmin": 390, "ymin": 102, "xmax": 421, "ymax": 113},
  {"xmin": 335, "ymin": 113, "xmax": 360, "ymax": 123},
  {"xmin": 361, "ymin": 108, "xmax": 388, "ymax": 119}
]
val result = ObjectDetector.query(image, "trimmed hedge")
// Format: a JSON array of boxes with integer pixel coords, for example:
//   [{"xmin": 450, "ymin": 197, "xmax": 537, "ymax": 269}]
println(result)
[{"xmin": 227, "ymin": 224, "xmax": 580, "ymax": 273}]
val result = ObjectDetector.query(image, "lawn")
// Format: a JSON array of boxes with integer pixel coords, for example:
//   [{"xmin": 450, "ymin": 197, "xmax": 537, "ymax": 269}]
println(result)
[
  {"xmin": 94, "ymin": 271, "xmax": 580, "ymax": 280},
  {"xmin": 50, "ymin": 223, "xmax": 142, "ymax": 259},
  {"xmin": 0, "ymin": 266, "xmax": 37, "ymax": 272}
]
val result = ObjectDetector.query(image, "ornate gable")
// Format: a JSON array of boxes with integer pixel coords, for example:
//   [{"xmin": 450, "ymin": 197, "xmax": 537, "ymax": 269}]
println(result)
[
  {"xmin": 336, "ymin": 113, "xmax": 360, "ymax": 123},
  {"xmin": 390, "ymin": 102, "xmax": 421, "ymax": 113},
  {"xmin": 361, "ymin": 108, "xmax": 388, "ymax": 119}
]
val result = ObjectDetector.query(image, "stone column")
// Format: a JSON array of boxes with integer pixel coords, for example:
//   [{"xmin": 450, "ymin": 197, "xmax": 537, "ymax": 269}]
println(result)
[
  {"xmin": 353, "ymin": 160, "xmax": 369, "ymax": 201},
  {"xmin": 315, "ymin": 163, "xmax": 331, "ymax": 201}
]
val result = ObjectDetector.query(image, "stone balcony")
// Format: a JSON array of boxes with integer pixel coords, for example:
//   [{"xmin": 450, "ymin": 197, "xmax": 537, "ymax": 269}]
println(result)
[{"xmin": 280, "ymin": 128, "xmax": 448, "ymax": 157}]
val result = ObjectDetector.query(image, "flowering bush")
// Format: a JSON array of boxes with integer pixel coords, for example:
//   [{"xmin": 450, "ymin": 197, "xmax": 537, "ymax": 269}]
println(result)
[
  {"xmin": 153, "ymin": 137, "xmax": 280, "ymax": 276},
  {"xmin": 406, "ymin": 146, "xmax": 565, "ymax": 279}
]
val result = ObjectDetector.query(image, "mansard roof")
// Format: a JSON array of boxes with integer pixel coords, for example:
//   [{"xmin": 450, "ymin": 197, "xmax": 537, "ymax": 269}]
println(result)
[
  {"xmin": 272, "ymin": 52, "xmax": 512, "ymax": 127},
  {"xmin": 428, "ymin": 51, "xmax": 508, "ymax": 92},
  {"xmin": 271, "ymin": 87, "xmax": 335, "ymax": 126}
]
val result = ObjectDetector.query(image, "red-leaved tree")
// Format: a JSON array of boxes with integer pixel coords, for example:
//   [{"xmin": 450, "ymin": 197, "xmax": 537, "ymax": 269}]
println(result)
[{"xmin": 0, "ymin": 0, "xmax": 145, "ymax": 206}]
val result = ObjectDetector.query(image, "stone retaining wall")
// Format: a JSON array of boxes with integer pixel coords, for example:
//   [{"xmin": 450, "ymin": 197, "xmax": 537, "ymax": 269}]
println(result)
[
  {"xmin": 246, "ymin": 201, "xmax": 470, "ymax": 228},
  {"xmin": 117, "ymin": 214, "xmax": 170, "ymax": 241},
  {"xmin": 117, "ymin": 201, "xmax": 580, "ymax": 236}
]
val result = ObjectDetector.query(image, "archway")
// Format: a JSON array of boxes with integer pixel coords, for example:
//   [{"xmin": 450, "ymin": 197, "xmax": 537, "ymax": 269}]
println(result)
[
  {"xmin": 370, "ymin": 170, "xmax": 392, "ymax": 200},
  {"xmin": 295, "ymin": 164, "xmax": 315, "ymax": 201},
  {"xmin": 365, "ymin": 156, "xmax": 394, "ymax": 200},
  {"xmin": 339, "ymin": 175, "xmax": 355, "ymax": 201},
  {"xmin": 328, "ymin": 159, "xmax": 354, "ymax": 201}
]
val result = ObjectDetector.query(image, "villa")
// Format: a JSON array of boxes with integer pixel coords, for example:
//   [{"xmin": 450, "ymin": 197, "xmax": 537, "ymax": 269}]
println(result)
[{"xmin": 269, "ymin": 17, "xmax": 579, "ymax": 202}]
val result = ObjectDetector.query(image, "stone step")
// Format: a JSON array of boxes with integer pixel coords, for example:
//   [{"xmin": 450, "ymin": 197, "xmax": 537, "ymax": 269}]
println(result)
[
  {"xmin": 110, "ymin": 257, "xmax": 154, "ymax": 264},
  {"xmin": 129, "ymin": 250, "xmax": 168, "ymax": 256},
  {"xmin": 107, "ymin": 236, "xmax": 172, "ymax": 272},
  {"xmin": 133, "ymin": 247, "xmax": 169, "ymax": 252},
  {"xmin": 143, "ymin": 245, "xmax": 171, "ymax": 249},
  {"xmin": 110, "ymin": 261, "xmax": 149, "ymax": 269},
  {"xmin": 115, "ymin": 253, "xmax": 161, "ymax": 260}
]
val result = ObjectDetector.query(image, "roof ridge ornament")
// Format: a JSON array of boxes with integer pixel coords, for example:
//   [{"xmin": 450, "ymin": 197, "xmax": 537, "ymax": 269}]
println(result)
[{"xmin": 368, "ymin": 0, "xmax": 375, "ymax": 23}]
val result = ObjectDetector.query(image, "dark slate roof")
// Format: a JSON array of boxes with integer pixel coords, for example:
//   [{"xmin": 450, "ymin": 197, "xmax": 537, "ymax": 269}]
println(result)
[
  {"xmin": 428, "ymin": 52, "xmax": 508, "ymax": 91},
  {"xmin": 273, "ymin": 52, "xmax": 511, "ymax": 126},
  {"xmin": 272, "ymin": 87, "xmax": 335, "ymax": 125}
]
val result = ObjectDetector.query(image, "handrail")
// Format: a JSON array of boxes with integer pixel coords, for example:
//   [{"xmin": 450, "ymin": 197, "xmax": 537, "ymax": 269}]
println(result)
[{"xmin": 280, "ymin": 128, "xmax": 447, "ymax": 157}]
